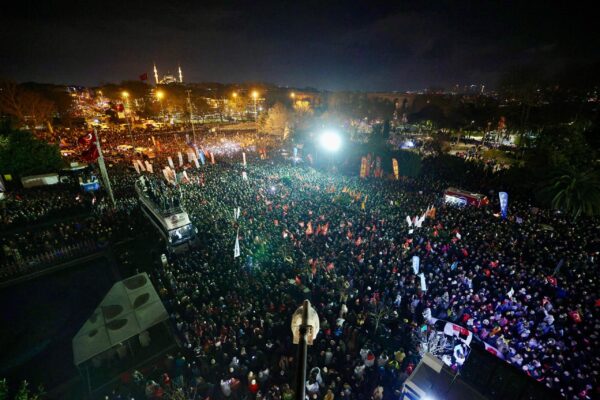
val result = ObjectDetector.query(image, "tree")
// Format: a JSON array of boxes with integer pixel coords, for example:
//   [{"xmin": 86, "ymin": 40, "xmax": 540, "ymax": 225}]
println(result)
[
  {"xmin": 0, "ymin": 129, "xmax": 63, "ymax": 178},
  {"xmin": 394, "ymin": 150, "xmax": 422, "ymax": 178},
  {"xmin": 259, "ymin": 103, "xmax": 291, "ymax": 138},
  {"xmin": 0, "ymin": 379, "xmax": 45, "ymax": 400},
  {"xmin": 369, "ymin": 302, "xmax": 391, "ymax": 333},
  {"xmin": 540, "ymin": 167, "xmax": 600, "ymax": 218},
  {"xmin": 0, "ymin": 81, "xmax": 56, "ymax": 133}
]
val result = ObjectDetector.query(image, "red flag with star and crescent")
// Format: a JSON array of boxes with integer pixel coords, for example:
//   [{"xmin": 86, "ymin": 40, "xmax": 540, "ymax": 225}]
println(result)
[{"xmin": 78, "ymin": 132, "xmax": 96, "ymax": 146}]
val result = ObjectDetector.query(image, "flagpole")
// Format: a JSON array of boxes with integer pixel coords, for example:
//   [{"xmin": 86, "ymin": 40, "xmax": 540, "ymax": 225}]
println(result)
[{"xmin": 94, "ymin": 128, "xmax": 116, "ymax": 207}]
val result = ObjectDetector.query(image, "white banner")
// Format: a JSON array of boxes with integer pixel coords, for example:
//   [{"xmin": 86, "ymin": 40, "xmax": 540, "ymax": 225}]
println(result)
[
  {"xmin": 242, "ymin": 152, "xmax": 247, "ymax": 166},
  {"xmin": 234, "ymin": 229, "xmax": 240, "ymax": 258},
  {"xmin": 193, "ymin": 158, "xmax": 200, "ymax": 169},
  {"xmin": 168, "ymin": 157, "xmax": 175, "ymax": 169},
  {"xmin": 137, "ymin": 160, "xmax": 146, "ymax": 172},
  {"xmin": 418, "ymin": 272, "xmax": 427, "ymax": 291},
  {"xmin": 133, "ymin": 161, "xmax": 140, "ymax": 174},
  {"xmin": 145, "ymin": 161, "xmax": 153, "ymax": 174},
  {"xmin": 178, "ymin": 152, "xmax": 183, "ymax": 166},
  {"xmin": 406, "ymin": 216, "xmax": 412, "ymax": 227},
  {"xmin": 242, "ymin": 171, "xmax": 248, "ymax": 181},
  {"xmin": 412, "ymin": 256, "xmax": 420, "ymax": 275}
]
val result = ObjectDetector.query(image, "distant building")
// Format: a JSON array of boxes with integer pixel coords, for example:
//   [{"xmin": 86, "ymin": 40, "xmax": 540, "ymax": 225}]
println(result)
[{"xmin": 153, "ymin": 63, "xmax": 183, "ymax": 85}]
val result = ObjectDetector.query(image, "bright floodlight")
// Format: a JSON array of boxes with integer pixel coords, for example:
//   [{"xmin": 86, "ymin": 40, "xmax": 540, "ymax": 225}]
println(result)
[{"xmin": 319, "ymin": 131, "xmax": 341, "ymax": 152}]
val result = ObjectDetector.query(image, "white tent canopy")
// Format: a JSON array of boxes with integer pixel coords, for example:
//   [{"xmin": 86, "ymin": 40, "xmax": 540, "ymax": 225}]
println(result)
[{"xmin": 72, "ymin": 272, "xmax": 168, "ymax": 366}]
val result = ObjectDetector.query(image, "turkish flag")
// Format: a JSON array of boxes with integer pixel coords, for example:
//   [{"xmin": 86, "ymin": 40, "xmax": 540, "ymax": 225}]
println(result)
[
  {"xmin": 82, "ymin": 144, "xmax": 99, "ymax": 162},
  {"xmin": 139, "ymin": 72, "xmax": 148, "ymax": 81},
  {"xmin": 78, "ymin": 132, "xmax": 96, "ymax": 146}
]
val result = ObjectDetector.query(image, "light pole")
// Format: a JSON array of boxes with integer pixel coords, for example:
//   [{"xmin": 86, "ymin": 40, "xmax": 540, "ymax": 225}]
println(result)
[
  {"xmin": 121, "ymin": 91, "xmax": 134, "ymax": 145},
  {"xmin": 156, "ymin": 90, "xmax": 165, "ymax": 122},
  {"xmin": 231, "ymin": 92, "xmax": 238, "ymax": 120},
  {"xmin": 290, "ymin": 300, "xmax": 319, "ymax": 400},
  {"xmin": 187, "ymin": 90, "xmax": 196, "ymax": 143},
  {"xmin": 252, "ymin": 90, "xmax": 259, "ymax": 122}
]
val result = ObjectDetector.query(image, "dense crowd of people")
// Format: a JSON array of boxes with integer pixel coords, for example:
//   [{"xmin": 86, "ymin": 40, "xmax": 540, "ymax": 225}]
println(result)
[
  {"xmin": 106, "ymin": 157, "xmax": 599, "ymax": 399},
  {"xmin": 2, "ymin": 131, "xmax": 599, "ymax": 399}
]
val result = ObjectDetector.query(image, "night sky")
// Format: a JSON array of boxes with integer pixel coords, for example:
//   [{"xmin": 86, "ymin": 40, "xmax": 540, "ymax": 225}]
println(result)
[{"xmin": 1, "ymin": 1, "xmax": 597, "ymax": 91}]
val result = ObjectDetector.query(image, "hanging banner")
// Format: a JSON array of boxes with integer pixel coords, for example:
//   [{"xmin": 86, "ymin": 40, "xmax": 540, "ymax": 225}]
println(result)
[
  {"xmin": 293, "ymin": 147, "xmax": 298, "ymax": 158},
  {"xmin": 242, "ymin": 152, "xmax": 247, "ymax": 166},
  {"xmin": 499, "ymin": 192, "xmax": 508, "ymax": 219},
  {"xmin": 145, "ymin": 161, "xmax": 153, "ymax": 173},
  {"xmin": 151, "ymin": 136, "xmax": 156, "ymax": 146},
  {"xmin": 375, "ymin": 156, "xmax": 382, "ymax": 178},
  {"xmin": 193, "ymin": 158, "xmax": 200, "ymax": 169},
  {"xmin": 137, "ymin": 160, "xmax": 146, "ymax": 172},
  {"xmin": 242, "ymin": 171, "xmax": 248, "ymax": 181},
  {"xmin": 210, "ymin": 152, "xmax": 215, "ymax": 165},
  {"xmin": 234, "ymin": 229, "xmax": 240, "ymax": 258},
  {"xmin": 133, "ymin": 161, "xmax": 140, "ymax": 174},
  {"xmin": 168, "ymin": 157, "xmax": 175, "ymax": 169},
  {"xmin": 392, "ymin": 158, "xmax": 399, "ymax": 180},
  {"xmin": 178, "ymin": 152, "xmax": 183, "ymax": 166},
  {"xmin": 360, "ymin": 157, "xmax": 367, "ymax": 178},
  {"xmin": 418, "ymin": 272, "xmax": 427, "ymax": 291},
  {"xmin": 412, "ymin": 256, "xmax": 420, "ymax": 275}
]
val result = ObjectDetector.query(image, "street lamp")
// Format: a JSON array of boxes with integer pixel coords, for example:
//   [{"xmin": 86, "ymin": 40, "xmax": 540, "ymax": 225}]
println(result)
[
  {"xmin": 187, "ymin": 90, "xmax": 196, "ymax": 143},
  {"xmin": 121, "ymin": 91, "xmax": 134, "ymax": 144},
  {"xmin": 156, "ymin": 90, "xmax": 165, "ymax": 121},
  {"xmin": 252, "ymin": 90, "xmax": 259, "ymax": 121},
  {"xmin": 291, "ymin": 300, "xmax": 319, "ymax": 400}
]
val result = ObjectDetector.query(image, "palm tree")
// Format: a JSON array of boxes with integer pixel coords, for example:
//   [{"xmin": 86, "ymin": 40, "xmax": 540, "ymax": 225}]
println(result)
[{"xmin": 541, "ymin": 168, "xmax": 600, "ymax": 218}]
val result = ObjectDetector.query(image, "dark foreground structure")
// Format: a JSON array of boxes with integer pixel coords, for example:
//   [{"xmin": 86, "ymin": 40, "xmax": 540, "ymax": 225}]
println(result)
[{"xmin": 402, "ymin": 347, "xmax": 561, "ymax": 400}]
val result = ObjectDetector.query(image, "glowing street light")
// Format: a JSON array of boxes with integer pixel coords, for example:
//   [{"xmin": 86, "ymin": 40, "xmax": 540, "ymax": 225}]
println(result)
[
  {"xmin": 155, "ymin": 90, "xmax": 165, "ymax": 120},
  {"xmin": 290, "ymin": 91, "xmax": 296, "ymax": 99},
  {"xmin": 319, "ymin": 130, "xmax": 342, "ymax": 152},
  {"xmin": 251, "ymin": 90, "xmax": 259, "ymax": 121},
  {"xmin": 232, "ymin": 92, "xmax": 238, "ymax": 98},
  {"xmin": 120, "ymin": 92, "xmax": 134, "ymax": 144}
]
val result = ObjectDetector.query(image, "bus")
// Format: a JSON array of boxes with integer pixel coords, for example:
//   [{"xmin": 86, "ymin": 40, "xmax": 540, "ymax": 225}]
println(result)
[
  {"xmin": 135, "ymin": 178, "xmax": 197, "ymax": 251},
  {"xmin": 444, "ymin": 187, "xmax": 489, "ymax": 207}
]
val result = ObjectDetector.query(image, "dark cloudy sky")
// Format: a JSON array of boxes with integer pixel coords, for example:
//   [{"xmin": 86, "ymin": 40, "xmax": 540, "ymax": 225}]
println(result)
[{"xmin": 0, "ymin": 0, "xmax": 597, "ymax": 91}]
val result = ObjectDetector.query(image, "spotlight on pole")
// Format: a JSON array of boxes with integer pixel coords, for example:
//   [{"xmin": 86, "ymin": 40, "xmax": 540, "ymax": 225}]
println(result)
[{"xmin": 319, "ymin": 130, "xmax": 341, "ymax": 152}]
